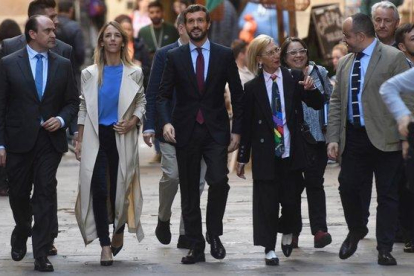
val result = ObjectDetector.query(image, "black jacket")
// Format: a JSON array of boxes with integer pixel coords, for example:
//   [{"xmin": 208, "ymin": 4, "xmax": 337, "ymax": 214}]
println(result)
[
  {"xmin": 156, "ymin": 42, "xmax": 244, "ymax": 147},
  {"xmin": 0, "ymin": 49, "xmax": 79, "ymax": 153},
  {"xmin": 238, "ymin": 67, "xmax": 324, "ymax": 179}
]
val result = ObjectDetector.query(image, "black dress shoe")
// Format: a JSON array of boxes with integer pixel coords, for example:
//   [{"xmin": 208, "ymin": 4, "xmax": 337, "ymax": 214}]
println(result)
[
  {"xmin": 281, "ymin": 242, "xmax": 293, "ymax": 257},
  {"xmin": 404, "ymin": 241, "xmax": 414, "ymax": 253},
  {"xmin": 177, "ymin": 235, "xmax": 191, "ymax": 249},
  {"xmin": 11, "ymin": 233, "xmax": 27, "ymax": 261},
  {"xmin": 339, "ymin": 233, "xmax": 361, "ymax": 260},
  {"xmin": 181, "ymin": 249, "xmax": 205, "ymax": 264},
  {"xmin": 207, "ymin": 235, "xmax": 226, "ymax": 259},
  {"xmin": 265, "ymin": 257, "xmax": 279, "ymax": 266},
  {"xmin": 378, "ymin": 251, "xmax": 397, "ymax": 266},
  {"xmin": 155, "ymin": 218, "xmax": 171, "ymax": 245},
  {"xmin": 48, "ymin": 244, "xmax": 57, "ymax": 256},
  {"xmin": 34, "ymin": 256, "xmax": 54, "ymax": 272}
]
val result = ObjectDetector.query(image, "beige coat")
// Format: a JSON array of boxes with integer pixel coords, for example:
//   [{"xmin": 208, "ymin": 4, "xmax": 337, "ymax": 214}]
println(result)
[
  {"xmin": 75, "ymin": 64, "xmax": 146, "ymax": 245},
  {"xmin": 326, "ymin": 42, "xmax": 412, "ymax": 155}
]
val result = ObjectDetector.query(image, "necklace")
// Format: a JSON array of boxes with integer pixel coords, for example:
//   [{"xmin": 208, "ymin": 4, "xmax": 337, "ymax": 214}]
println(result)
[{"xmin": 150, "ymin": 24, "xmax": 164, "ymax": 50}]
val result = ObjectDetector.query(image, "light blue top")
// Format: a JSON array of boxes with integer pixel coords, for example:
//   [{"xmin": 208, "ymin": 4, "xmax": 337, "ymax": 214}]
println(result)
[
  {"xmin": 98, "ymin": 64, "xmax": 123, "ymax": 126},
  {"xmin": 189, "ymin": 39, "xmax": 210, "ymax": 81},
  {"xmin": 380, "ymin": 67, "xmax": 414, "ymax": 120},
  {"xmin": 347, "ymin": 38, "xmax": 377, "ymax": 126}
]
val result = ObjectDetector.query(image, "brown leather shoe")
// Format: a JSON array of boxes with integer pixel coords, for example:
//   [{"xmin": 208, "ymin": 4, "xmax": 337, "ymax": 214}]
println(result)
[{"xmin": 48, "ymin": 244, "xmax": 57, "ymax": 256}]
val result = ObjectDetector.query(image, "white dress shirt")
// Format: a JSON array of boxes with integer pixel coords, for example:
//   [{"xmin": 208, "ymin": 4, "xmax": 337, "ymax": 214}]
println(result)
[{"xmin": 263, "ymin": 68, "xmax": 291, "ymax": 158}]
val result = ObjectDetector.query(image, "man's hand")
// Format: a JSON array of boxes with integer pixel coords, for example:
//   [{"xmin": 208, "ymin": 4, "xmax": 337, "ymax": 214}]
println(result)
[
  {"xmin": 143, "ymin": 132, "xmax": 155, "ymax": 147},
  {"xmin": 42, "ymin": 117, "xmax": 62, "ymax": 132},
  {"xmin": 228, "ymin": 133, "xmax": 240, "ymax": 153},
  {"xmin": 236, "ymin": 162, "xmax": 246, "ymax": 179},
  {"xmin": 75, "ymin": 141, "xmax": 82, "ymax": 161},
  {"xmin": 397, "ymin": 114, "xmax": 412, "ymax": 137},
  {"xmin": 114, "ymin": 117, "xmax": 139, "ymax": 135},
  {"xmin": 327, "ymin": 142, "xmax": 339, "ymax": 160},
  {"xmin": 298, "ymin": 67, "xmax": 315, "ymax": 90},
  {"xmin": 163, "ymin": 123, "xmax": 176, "ymax": 143},
  {"xmin": 402, "ymin": 140, "xmax": 409, "ymax": 160},
  {"xmin": 0, "ymin": 148, "xmax": 6, "ymax": 167}
]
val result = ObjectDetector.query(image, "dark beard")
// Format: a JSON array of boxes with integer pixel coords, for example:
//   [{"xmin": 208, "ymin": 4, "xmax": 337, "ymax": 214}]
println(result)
[
  {"xmin": 151, "ymin": 17, "xmax": 162, "ymax": 26},
  {"xmin": 188, "ymin": 28, "xmax": 208, "ymax": 42}
]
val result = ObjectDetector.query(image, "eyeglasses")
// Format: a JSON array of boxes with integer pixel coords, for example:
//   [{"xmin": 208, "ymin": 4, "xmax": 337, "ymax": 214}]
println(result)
[
  {"xmin": 286, "ymin": 49, "xmax": 308, "ymax": 56},
  {"xmin": 260, "ymin": 47, "xmax": 281, "ymax": 57}
]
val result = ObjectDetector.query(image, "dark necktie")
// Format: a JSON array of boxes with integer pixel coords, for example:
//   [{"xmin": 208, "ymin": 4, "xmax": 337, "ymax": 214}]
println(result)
[
  {"xmin": 351, "ymin": 52, "xmax": 364, "ymax": 127},
  {"xmin": 35, "ymin": 54, "xmax": 44, "ymax": 100},
  {"xmin": 195, "ymin": 47, "xmax": 204, "ymax": 124},
  {"xmin": 270, "ymin": 74, "xmax": 284, "ymax": 157}
]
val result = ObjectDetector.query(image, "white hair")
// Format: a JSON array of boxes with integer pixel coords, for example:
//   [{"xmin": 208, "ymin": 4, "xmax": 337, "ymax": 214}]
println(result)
[{"xmin": 371, "ymin": 1, "xmax": 400, "ymax": 20}]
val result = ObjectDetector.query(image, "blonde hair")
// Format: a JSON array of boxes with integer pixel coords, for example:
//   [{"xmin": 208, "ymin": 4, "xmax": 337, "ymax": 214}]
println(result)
[
  {"xmin": 332, "ymin": 43, "xmax": 348, "ymax": 56},
  {"xmin": 247, "ymin": 34, "xmax": 274, "ymax": 75},
  {"xmin": 94, "ymin": 21, "xmax": 134, "ymax": 86}
]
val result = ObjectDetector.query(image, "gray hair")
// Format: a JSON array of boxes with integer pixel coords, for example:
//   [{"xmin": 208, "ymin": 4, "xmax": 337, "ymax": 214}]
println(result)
[{"xmin": 371, "ymin": 1, "xmax": 400, "ymax": 20}]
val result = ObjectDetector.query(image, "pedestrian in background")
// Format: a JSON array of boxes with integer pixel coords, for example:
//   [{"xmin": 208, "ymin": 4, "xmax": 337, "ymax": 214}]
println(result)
[
  {"xmin": 280, "ymin": 37, "xmax": 333, "ymax": 250},
  {"xmin": 0, "ymin": 18, "xmax": 21, "ymax": 197},
  {"xmin": 114, "ymin": 14, "xmax": 151, "ymax": 87},
  {"xmin": 56, "ymin": 0, "xmax": 85, "ymax": 89},
  {"xmin": 236, "ymin": 34, "xmax": 324, "ymax": 266},
  {"xmin": 131, "ymin": 0, "xmax": 151, "ymax": 38},
  {"xmin": 330, "ymin": 43, "xmax": 348, "ymax": 84},
  {"xmin": 74, "ymin": 21, "xmax": 146, "ymax": 266}
]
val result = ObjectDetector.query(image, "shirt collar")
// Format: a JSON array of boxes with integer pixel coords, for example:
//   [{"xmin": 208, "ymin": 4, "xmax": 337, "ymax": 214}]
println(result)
[
  {"xmin": 26, "ymin": 44, "xmax": 48, "ymax": 60},
  {"xmin": 189, "ymin": 39, "xmax": 210, "ymax": 52},
  {"xmin": 263, "ymin": 67, "xmax": 281, "ymax": 81},
  {"xmin": 361, "ymin": 38, "xmax": 377, "ymax": 57}
]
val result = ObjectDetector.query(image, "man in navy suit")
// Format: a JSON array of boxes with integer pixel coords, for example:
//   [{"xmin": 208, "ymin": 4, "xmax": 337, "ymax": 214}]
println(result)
[
  {"xmin": 157, "ymin": 4, "xmax": 244, "ymax": 264},
  {"xmin": 0, "ymin": 15, "xmax": 79, "ymax": 271},
  {"xmin": 143, "ymin": 13, "xmax": 207, "ymax": 249}
]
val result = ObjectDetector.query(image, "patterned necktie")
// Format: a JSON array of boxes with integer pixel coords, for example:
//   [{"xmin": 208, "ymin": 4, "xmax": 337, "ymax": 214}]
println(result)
[
  {"xmin": 270, "ymin": 74, "xmax": 284, "ymax": 157},
  {"xmin": 195, "ymin": 47, "xmax": 204, "ymax": 124},
  {"xmin": 35, "ymin": 54, "xmax": 44, "ymax": 100},
  {"xmin": 351, "ymin": 52, "xmax": 364, "ymax": 127}
]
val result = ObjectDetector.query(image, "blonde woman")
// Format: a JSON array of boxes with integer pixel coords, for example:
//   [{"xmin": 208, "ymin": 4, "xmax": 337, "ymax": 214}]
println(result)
[
  {"xmin": 236, "ymin": 35, "xmax": 323, "ymax": 265},
  {"xmin": 74, "ymin": 21, "xmax": 146, "ymax": 266}
]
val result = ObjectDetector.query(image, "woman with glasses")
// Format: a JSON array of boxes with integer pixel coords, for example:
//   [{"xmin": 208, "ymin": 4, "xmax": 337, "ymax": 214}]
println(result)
[
  {"xmin": 280, "ymin": 37, "xmax": 333, "ymax": 249},
  {"xmin": 236, "ymin": 35, "xmax": 324, "ymax": 266}
]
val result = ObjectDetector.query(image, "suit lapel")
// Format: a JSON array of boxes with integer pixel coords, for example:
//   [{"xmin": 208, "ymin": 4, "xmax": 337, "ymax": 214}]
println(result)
[
  {"xmin": 16, "ymin": 49, "xmax": 39, "ymax": 102},
  {"xmin": 204, "ymin": 43, "xmax": 216, "ymax": 92},
  {"xmin": 362, "ymin": 42, "xmax": 381, "ymax": 92},
  {"xmin": 254, "ymin": 72, "xmax": 274, "ymax": 130},
  {"xmin": 83, "ymin": 65, "xmax": 99, "ymax": 136},
  {"xmin": 180, "ymin": 44, "xmax": 199, "ymax": 93},
  {"xmin": 341, "ymin": 54, "xmax": 354, "ymax": 111},
  {"xmin": 281, "ymin": 67, "xmax": 294, "ymax": 123},
  {"xmin": 42, "ymin": 51, "xmax": 59, "ymax": 101}
]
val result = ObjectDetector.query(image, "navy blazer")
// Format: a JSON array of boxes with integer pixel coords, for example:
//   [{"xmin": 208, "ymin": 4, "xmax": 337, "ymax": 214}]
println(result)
[
  {"xmin": 144, "ymin": 41, "xmax": 179, "ymax": 142},
  {"xmin": 157, "ymin": 42, "xmax": 244, "ymax": 147}
]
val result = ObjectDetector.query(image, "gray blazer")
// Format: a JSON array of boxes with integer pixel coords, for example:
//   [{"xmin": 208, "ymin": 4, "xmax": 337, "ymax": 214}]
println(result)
[{"xmin": 327, "ymin": 41, "xmax": 412, "ymax": 154}]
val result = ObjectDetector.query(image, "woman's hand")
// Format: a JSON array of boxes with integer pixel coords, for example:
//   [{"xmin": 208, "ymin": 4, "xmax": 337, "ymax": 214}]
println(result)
[
  {"xmin": 75, "ymin": 141, "xmax": 82, "ymax": 161},
  {"xmin": 114, "ymin": 116, "xmax": 139, "ymax": 135}
]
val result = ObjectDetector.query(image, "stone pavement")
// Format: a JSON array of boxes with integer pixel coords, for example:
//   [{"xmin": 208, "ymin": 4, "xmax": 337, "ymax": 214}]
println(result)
[{"xmin": 0, "ymin": 139, "xmax": 413, "ymax": 276}]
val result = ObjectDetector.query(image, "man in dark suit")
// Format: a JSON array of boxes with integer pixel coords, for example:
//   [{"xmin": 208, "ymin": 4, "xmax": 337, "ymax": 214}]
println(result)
[
  {"xmin": 0, "ymin": 0, "xmax": 77, "ymax": 137},
  {"xmin": 327, "ymin": 13, "xmax": 411, "ymax": 265},
  {"xmin": 0, "ymin": 15, "xmax": 79, "ymax": 272},
  {"xmin": 0, "ymin": 0, "xmax": 76, "ymax": 256},
  {"xmin": 157, "ymin": 4, "xmax": 244, "ymax": 264},
  {"xmin": 143, "ymin": 13, "xmax": 207, "ymax": 249}
]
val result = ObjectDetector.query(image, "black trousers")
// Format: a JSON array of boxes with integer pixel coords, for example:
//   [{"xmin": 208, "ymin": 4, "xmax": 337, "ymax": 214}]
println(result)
[
  {"xmin": 253, "ymin": 157, "xmax": 301, "ymax": 249},
  {"xmin": 7, "ymin": 129, "xmax": 62, "ymax": 258},
  {"xmin": 398, "ymin": 173, "xmax": 414, "ymax": 243},
  {"xmin": 176, "ymin": 123, "xmax": 230, "ymax": 251},
  {"xmin": 339, "ymin": 123, "xmax": 402, "ymax": 252},
  {"xmin": 91, "ymin": 125, "xmax": 124, "ymax": 247},
  {"xmin": 294, "ymin": 142, "xmax": 328, "ymax": 235}
]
